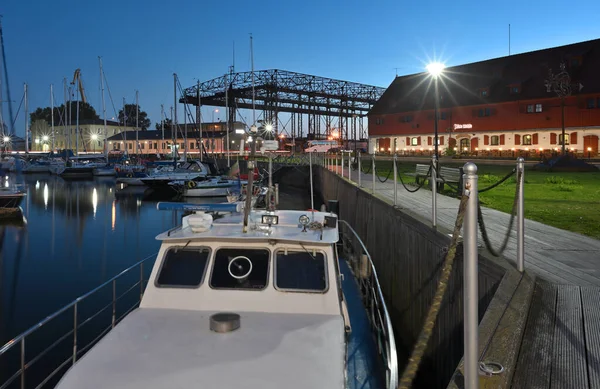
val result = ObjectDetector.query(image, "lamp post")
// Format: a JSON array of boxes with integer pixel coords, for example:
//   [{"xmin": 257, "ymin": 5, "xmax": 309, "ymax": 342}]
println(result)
[
  {"xmin": 427, "ymin": 62, "xmax": 445, "ymax": 162},
  {"xmin": 544, "ymin": 63, "xmax": 583, "ymax": 156}
]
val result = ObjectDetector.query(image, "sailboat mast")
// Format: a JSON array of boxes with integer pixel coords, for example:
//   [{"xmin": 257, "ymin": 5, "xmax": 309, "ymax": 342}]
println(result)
[
  {"xmin": 24, "ymin": 83, "xmax": 28, "ymax": 153},
  {"xmin": 183, "ymin": 81, "xmax": 187, "ymax": 162},
  {"xmin": 122, "ymin": 97, "xmax": 127, "ymax": 155},
  {"xmin": 75, "ymin": 76, "xmax": 80, "ymax": 157},
  {"xmin": 170, "ymin": 106, "xmax": 175, "ymax": 163},
  {"xmin": 135, "ymin": 90, "xmax": 139, "ymax": 158},
  {"xmin": 173, "ymin": 74, "xmax": 178, "ymax": 160},
  {"xmin": 50, "ymin": 84, "xmax": 55, "ymax": 152},
  {"xmin": 99, "ymin": 57, "xmax": 108, "ymax": 163},
  {"xmin": 197, "ymin": 80, "xmax": 201, "ymax": 162},
  {"xmin": 63, "ymin": 79, "xmax": 68, "ymax": 153},
  {"xmin": 160, "ymin": 104, "xmax": 164, "ymax": 144}
]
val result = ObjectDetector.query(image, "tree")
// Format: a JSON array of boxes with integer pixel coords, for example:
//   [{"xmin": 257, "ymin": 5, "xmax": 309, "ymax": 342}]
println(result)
[
  {"xmin": 118, "ymin": 104, "xmax": 151, "ymax": 130},
  {"xmin": 155, "ymin": 117, "xmax": 172, "ymax": 131},
  {"xmin": 30, "ymin": 102, "xmax": 100, "ymax": 125}
]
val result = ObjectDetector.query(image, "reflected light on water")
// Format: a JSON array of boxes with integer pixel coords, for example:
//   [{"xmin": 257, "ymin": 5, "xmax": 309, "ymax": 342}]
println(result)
[
  {"xmin": 111, "ymin": 200, "xmax": 116, "ymax": 231},
  {"xmin": 35, "ymin": 181, "xmax": 40, "ymax": 189},
  {"xmin": 43, "ymin": 183, "xmax": 49, "ymax": 209},
  {"xmin": 92, "ymin": 188, "xmax": 98, "ymax": 217},
  {"xmin": 4, "ymin": 178, "xmax": 8, "ymax": 188}
]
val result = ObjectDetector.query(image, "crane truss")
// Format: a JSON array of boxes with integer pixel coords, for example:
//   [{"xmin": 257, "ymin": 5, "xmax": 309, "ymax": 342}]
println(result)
[{"xmin": 181, "ymin": 69, "xmax": 385, "ymax": 141}]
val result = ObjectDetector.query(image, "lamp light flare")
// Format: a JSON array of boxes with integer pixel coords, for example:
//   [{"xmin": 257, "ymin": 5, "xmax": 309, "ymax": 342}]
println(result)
[{"xmin": 426, "ymin": 62, "xmax": 446, "ymax": 77}]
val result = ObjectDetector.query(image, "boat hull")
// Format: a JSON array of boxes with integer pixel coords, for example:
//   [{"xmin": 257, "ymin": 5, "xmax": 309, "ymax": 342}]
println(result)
[
  {"xmin": 59, "ymin": 166, "xmax": 95, "ymax": 179},
  {"xmin": 0, "ymin": 194, "xmax": 24, "ymax": 208},
  {"xmin": 93, "ymin": 167, "xmax": 116, "ymax": 176}
]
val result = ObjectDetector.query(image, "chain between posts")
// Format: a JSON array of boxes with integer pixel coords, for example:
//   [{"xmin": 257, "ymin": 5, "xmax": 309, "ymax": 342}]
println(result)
[
  {"xmin": 477, "ymin": 168, "xmax": 521, "ymax": 257},
  {"xmin": 397, "ymin": 190, "xmax": 470, "ymax": 389}
]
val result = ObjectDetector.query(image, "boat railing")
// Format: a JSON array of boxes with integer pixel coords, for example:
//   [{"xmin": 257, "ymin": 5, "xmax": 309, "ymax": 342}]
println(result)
[
  {"xmin": 338, "ymin": 220, "xmax": 399, "ymax": 389},
  {"xmin": 0, "ymin": 253, "xmax": 157, "ymax": 389}
]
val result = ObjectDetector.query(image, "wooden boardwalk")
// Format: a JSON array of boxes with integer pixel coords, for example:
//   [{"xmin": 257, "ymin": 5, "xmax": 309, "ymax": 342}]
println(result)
[{"xmin": 330, "ymin": 165, "xmax": 600, "ymax": 287}]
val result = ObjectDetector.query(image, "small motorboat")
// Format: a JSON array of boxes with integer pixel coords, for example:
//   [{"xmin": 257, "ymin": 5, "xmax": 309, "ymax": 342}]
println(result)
[{"xmin": 181, "ymin": 177, "xmax": 248, "ymax": 198}]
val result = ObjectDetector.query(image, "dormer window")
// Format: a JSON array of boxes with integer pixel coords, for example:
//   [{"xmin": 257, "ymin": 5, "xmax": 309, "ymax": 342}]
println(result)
[
  {"xmin": 479, "ymin": 88, "xmax": 490, "ymax": 97},
  {"xmin": 510, "ymin": 85, "xmax": 521, "ymax": 94}
]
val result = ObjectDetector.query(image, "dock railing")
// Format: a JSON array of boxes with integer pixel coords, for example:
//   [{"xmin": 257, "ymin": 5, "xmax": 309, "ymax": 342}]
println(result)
[
  {"xmin": 0, "ymin": 253, "xmax": 157, "ymax": 389},
  {"xmin": 338, "ymin": 220, "xmax": 399, "ymax": 389}
]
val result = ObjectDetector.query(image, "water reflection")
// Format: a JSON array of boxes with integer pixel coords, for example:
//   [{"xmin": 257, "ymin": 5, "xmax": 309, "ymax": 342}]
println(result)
[{"xmin": 0, "ymin": 174, "xmax": 181, "ymax": 346}]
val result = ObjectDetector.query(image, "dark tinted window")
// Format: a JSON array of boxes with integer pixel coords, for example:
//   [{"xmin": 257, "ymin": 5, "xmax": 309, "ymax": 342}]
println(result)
[
  {"xmin": 276, "ymin": 251, "xmax": 327, "ymax": 292},
  {"xmin": 156, "ymin": 247, "xmax": 210, "ymax": 287},
  {"xmin": 210, "ymin": 249, "xmax": 269, "ymax": 290}
]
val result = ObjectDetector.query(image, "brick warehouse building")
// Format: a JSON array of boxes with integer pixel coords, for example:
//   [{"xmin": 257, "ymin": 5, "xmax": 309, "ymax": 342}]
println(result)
[{"xmin": 368, "ymin": 38, "xmax": 600, "ymax": 158}]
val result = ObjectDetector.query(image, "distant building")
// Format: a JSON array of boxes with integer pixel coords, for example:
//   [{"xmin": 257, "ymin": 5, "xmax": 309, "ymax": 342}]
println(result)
[
  {"xmin": 29, "ymin": 119, "xmax": 135, "ymax": 152},
  {"xmin": 368, "ymin": 38, "xmax": 600, "ymax": 157},
  {"xmin": 106, "ymin": 121, "xmax": 247, "ymax": 155}
]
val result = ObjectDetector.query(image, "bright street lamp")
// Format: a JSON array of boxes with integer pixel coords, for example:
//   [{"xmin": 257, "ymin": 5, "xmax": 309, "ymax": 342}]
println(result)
[
  {"xmin": 42, "ymin": 135, "xmax": 49, "ymax": 141},
  {"xmin": 3, "ymin": 136, "xmax": 9, "ymax": 143},
  {"xmin": 427, "ymin": 62, "xmax": 445, "ymax": 161}
]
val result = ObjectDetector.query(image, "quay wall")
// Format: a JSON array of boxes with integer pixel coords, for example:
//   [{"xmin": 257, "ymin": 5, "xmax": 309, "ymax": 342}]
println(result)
[{"xmin": 314, "ymin": 166, "xmax": 506, "ymax": 389}]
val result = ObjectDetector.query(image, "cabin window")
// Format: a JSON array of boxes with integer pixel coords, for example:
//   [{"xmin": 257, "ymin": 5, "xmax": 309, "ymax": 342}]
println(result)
[
  {"xmin": 275, "ymin": 250, "xmax": 327, "ymax": 292},
  {"xmin": 156, "ymin": 247, "xmax": 211, "ymax": 288},
  {"xmin": 210, "ymin": 248, "xmax": 270, "ymax": 290}
]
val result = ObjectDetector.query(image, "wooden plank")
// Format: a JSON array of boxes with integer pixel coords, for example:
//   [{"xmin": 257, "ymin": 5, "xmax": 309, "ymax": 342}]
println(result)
[
  {"xmin": 581, "ymin": 287, "xmax": 600, "ymax": 389},
  {"xmin": 551, "ymin": 285, "xmax": 589, "ymax": 389},
  {"xmin": 512, "ymin": 281, "xmax": 556, "ymax": 389}
]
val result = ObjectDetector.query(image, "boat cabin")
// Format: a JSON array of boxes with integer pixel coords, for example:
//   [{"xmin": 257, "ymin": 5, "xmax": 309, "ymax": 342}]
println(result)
[{"xmin": 55, "ymin": 209, "xmax": 351, "ymax": 389}]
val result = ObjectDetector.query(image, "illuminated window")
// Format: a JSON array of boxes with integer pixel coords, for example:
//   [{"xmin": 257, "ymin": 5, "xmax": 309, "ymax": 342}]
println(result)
[
  {"xmin": 411, "ymin": 137, "xmax": 419, "ymax": 146},
  {"xmin": 535, "ymin": 104, "xmax": 543, "ymax": 113},
  {"xmin": 559, "ymin": 134, "xmax": 570, "ymax": 145},
  {"xmin": 375, "ymin": 118, "xmax": 384, "ymax": 125},
  {"xmin": 527, "ymin": 105, "xmax": 534, "ymax": 113},
  {"xmin": 490, "ymin": 136, "xmax": 499, "ymax": 146},
  {"xmin": 480, "ymin": 89, "xmax": 488, "ymax": 97},
  {"xmin": 523, "ymin": 135, "xmax": 532, "ymax": 145},
  {"xmin": 510, "ymin": 86, "xmax": 521, "ymax": 94},
  {"xmin": 478, "ymin": 108, "xmax": 491, "ymax": 117}
]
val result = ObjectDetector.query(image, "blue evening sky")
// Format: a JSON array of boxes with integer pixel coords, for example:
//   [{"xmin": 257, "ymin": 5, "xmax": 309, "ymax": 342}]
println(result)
[{"xmin": 1, "ymin": 0, "xmax": 599, "ymax": 138}]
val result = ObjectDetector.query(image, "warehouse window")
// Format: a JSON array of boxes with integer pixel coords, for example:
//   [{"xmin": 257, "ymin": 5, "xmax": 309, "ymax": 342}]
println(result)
[
  {"xmin": 411, "ymin": 137, "xmax": 419, "ymax": 146},
  {"xmin": 559, "ymin": 134, "xmax": 570, "ymax": 145},
  {"xmin": 523, "ymin": 135, "xmax": 532, "ymax": 145},
  {"xmin": 535, "ymin": 104, "xmax": 543, "ymax": 113}
]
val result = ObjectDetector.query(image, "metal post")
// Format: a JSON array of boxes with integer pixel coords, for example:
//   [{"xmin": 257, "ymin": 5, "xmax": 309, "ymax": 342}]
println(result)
[
  {"xmin": 431, "ymin": 155, "xmax": 437, "ymax": 228},
  {"xmin": 73, "ymin": 302, "xmax": 78, "ymax": 364},
  {"xmin": 393, "ymin": 153, "xmax": 398, "ymax": 206},
  {"xmin": 358, "ymin": 152, "xmax": 362, "ymax": 187},
  {"xmin": 112, "ymin": 279, "xmax": 116, "ymax": 329},
  {"xmin": 348, "ymin": 152, "xmax": 352, "ymax": 182},
  {"xmin": 275, "ymin": 183, "xmax": 279, "ymax": 205},
  {"xmin": 372, "ymin": 154, "xmax": 376, "ymax": 193},
  {"xmin": 341, "ymin": 152, "xmax": 344, "ymax": 178},
  {"xmin": 463, "ymin": 162, "xmax": 479, "ymax": 389},
  {"xmin": 268, "ymin": 154, "xmax": 273, "ymax": 211},
  {"xmin": 309, "ymin": 152, "xmax": 314, "ymax": 210},
  {"xmin": 20, "ymin": 338, "xmax": 25, "ymax": 389},
  {"xmin": 517, "ymin": 157, "xmax": 525, "ymax": 272},
  {"xmin": 140, "ymin": 262, "xmax": 144, "ymax": 301}
]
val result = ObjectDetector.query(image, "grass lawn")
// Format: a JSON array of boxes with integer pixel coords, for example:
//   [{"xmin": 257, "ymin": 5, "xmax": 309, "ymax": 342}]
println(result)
[{"xmin": 360, "ymin": 159, "xmax": 600, "ymax": 239}]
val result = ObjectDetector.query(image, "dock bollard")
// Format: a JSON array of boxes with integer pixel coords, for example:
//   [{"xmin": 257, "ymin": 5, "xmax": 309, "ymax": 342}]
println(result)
[
  {"xmin": 393, "ymin": 153, "xmax": 398, "ymax": 206},
  {"xmin": 358, "ymin": 152, "xmax": 362, "ymax": 187},
  {"xmin": 463, "ymin": 162, "xmax": 479, "ymax": 389},
  {"xmin": 341, "ymin": 152, "xmax": 344, "ymax": 178},
  {"xmin": 431, "ymin": 155, "xmax": 437, "ymax": 228},
  {"xmin": 372, "ymin": 154, "xmax": 376, "ymax": 193},
  {"xmin": 517, "ymin": 157, "xmax": 525, "ymax": 272}
]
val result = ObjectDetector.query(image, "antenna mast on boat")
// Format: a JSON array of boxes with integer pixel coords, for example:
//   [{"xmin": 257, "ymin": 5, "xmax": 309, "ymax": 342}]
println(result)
[
  {"xmin": 0, "ymin": 17, "xmax": 15, "ymax": 136},
  {"xmin": 50, "ymin": 84, "xmax": 55, "ymax": 152},
  {"xmin": 225, "ymin": 69, "xmax": 230, "ymax": 167},
  {"xmin": 243, "ymin": 33, "xmax": 257, "ymax": 233},
  {"xmin": 135, "ymin": 90, "xmax": 139, "ymax": 159},
  {"xmin": 24, "ymin": 83, "xmax": 28, "ymax": 153},
  {"xmin": 99, "ymin": 57, "xmax": 108, "ymax": 163},
  {"xmin": 63, "ymin": 79, "xmax": 69, "ymax": 153}
]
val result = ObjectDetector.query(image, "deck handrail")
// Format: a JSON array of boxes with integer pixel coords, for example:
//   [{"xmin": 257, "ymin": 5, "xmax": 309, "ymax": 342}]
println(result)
[
  {"xmin": 338, "ymin": 220, "xmax": 399, "ymax": 389},
  {"xmin": 0, "ymin": 252, "xmax": 157, "ymax": 389}
]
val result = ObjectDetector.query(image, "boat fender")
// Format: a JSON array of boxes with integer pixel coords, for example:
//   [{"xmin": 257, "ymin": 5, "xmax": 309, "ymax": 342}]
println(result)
[
  {"xmin": 127, "ymin": 173, "xmax": 133, "ymax": 178},
  {"xmin": 188, "ymin": 180, "xmax": 197, "ymax": 189},
  {"xmin": 358, "ymin": 254, "xmax": 372, "ymax": 279}
]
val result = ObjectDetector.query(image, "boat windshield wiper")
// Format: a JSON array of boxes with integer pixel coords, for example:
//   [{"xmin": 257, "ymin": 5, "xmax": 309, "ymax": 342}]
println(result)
[{"xmin": 298, "ymin": 242, "xmax": 317, "ymax": 260}]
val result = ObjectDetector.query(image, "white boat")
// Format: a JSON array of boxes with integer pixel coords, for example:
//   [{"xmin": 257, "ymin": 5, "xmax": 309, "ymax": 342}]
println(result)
[
  {"xmin": 140, "ymin": 161, "xmax": 211, "ymax": 191},
  {"xmin": 182, "ymin": 177, "xmax": 247, "ymax": 197}
]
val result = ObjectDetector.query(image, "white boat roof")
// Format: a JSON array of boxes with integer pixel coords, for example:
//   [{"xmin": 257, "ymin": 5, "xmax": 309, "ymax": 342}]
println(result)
[
  {"xmin": 156, "ymin": 210, "xmax": 339, "ymax": 245},
  {"xmin": 55, "ymin": 308, "xmax": 345, "ymax": 389}
]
